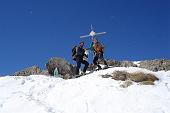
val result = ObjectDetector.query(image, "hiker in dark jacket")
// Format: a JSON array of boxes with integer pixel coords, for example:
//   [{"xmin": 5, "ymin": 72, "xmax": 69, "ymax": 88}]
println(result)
[
  {"xmin": 90, "ymin": 38, "xmax": 108, "ymax": 70},
  {"xmin": 73, "ymin": 42, "xmax": 89, "ymax": 75}
]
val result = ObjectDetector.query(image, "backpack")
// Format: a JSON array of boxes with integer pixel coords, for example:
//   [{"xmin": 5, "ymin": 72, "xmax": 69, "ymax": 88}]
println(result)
[
  {"xmin": 72, "ymin": 46, "xmax": 77, "ymax": 60},
  {"xmin": 93, "ymin": 42, "xmax": 104, "ymax": 54}
]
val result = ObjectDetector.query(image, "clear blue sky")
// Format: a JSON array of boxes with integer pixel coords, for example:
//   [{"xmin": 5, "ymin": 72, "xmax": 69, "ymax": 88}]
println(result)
[{"xmin": 0, "ymin": 0, "xmax": 169, "ymax": 75}]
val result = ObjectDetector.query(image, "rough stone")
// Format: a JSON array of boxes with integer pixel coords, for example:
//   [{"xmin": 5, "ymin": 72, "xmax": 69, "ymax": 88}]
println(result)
[
  {"xmin": 112, "ymin": 71, "xmax": 128, "ymax": 81},
  {"xmin": 13, "ymin": 66, "xmax": 41, "ymax": 76},
  {"xmin": 46, "ymin": 57, "xmax": 74, "ymax": 78},
  {"xmin": 141, "ymin": 81, "xmax": 155, "ymax": 85},
  {"xmin": 120, "ymin": 80, "xmax": 133, "ymax": 88},
  {"xmin": 139, "ymin": 59, "xmax": 170, "ymax": 71}
]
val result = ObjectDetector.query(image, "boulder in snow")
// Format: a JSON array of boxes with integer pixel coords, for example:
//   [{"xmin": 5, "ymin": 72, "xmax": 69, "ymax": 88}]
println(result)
[
  {"xmin": 104, "ymin": 71, "xmax": 159, "ymax": 87},
  {"xmin": 46, "ymin": 57, "xmax": 74, "ymax": 79},
  {"xmin": 127, "ymin": 72, "xmax": 159, "ymax": 82},
  {"xmin": 112, "ymin": 71, "xmax": 127, "ymax": 81}
]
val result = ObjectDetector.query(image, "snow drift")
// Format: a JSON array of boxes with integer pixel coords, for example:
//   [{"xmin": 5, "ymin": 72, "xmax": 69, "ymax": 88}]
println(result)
[{"xmin": 0, "ymin": 67, "xmax": 170, "ymax": 113}]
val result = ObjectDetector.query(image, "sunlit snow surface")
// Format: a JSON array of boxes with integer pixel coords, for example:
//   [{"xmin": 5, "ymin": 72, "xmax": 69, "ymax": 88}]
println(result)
[{"xmin": 0, "ymin": 67, "xmax": 170, "ymax": 113}]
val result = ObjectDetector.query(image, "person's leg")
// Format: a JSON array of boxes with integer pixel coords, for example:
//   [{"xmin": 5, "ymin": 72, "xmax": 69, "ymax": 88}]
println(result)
[
  {"xmin": 82, "ymin": 60, "xmax": 89, "ymax": 73},
  {"xmin": 93, "ymin": 54, "xmax": 102, "ymax": 70},
  {"xmin": 99, "ymin": 52, "xmax": 108, "ymax": 68},
  {"xmin": 76, "ymin": 61, "xmax": 81, "ymax": 75},
  {"xmin": 93, "ymin": 55, "xmax": 98, "ymax": 65}
]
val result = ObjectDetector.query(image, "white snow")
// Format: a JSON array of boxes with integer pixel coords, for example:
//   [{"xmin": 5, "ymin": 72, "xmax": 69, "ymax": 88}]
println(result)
[
  {"xmin": 133, "ymin": 61, "xmax": 141, "ymax": 67},
  {"xmin": 0, "ymin": 67, "xmax": 170, "ymax": 113}
]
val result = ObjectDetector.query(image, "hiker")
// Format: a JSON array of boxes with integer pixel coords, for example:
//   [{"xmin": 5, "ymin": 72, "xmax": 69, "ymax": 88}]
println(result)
[
  {"xmin": 72, "ymin": 41, "xmax": 89, "ymax": 75},
  {"xmin": 90, "ymin": 37, "xmax": 108, "ymax": 70}
]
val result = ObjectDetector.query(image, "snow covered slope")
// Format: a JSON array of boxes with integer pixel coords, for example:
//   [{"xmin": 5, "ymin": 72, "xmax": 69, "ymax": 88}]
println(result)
[{"xmin": 0, "ymin": 67, "xmax": 170, "ymax": 113}]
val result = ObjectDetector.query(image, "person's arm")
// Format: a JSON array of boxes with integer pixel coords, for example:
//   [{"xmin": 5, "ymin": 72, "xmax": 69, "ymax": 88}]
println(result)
[
  {"xmin": 89, "ymin": 42, "xmax": 94, "ymax": 51},
  {"xmin": 75, "ymin": 46, "xmax": 80, "ymax": 56}
]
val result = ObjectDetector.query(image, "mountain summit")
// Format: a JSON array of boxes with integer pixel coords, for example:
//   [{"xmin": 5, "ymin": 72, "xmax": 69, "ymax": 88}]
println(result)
[{"xmin": 0, "ymin": 66, "xmax": 170, "ymax": 113}]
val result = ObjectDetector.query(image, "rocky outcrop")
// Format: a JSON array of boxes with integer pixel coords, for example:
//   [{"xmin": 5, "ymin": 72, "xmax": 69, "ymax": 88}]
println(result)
[
  {"xmin": 127, "ymin": 72, "xmax": 159, "ymax": 83},
  {"xmin": 87, "ymin": 59, "xmax": 137, "ymax": 71},
  {"xmin": 11, "ymin": 58, "xmax": 170, "ymax": 78},
  {"xmin": 139, "ymin": 59, "xmax": 170, "ymax": 71},
  {"xmin": 106, "ymin": 59, "xmax": 137, "ymax": 67},
  {"xmin": 39, "ymin": 70, "xmax": 50, "ymax": 76},
  {"xmin": 13, "ymin": 66, "xmax": 41, "ymax": 76},
  {"xmin": 112, "ymin": 71, "xmax": 127, "ymax": 81},
  {"xmin": 46, "ymin": 57, "xmax": 74, "ymax": 79},
  {"xmin": 101, "ymin": 71, "xmax": 159, "ymax": 87},
  {"xmin": 103, "ymin": 59, "xmax": 170, "ymax": 71}
]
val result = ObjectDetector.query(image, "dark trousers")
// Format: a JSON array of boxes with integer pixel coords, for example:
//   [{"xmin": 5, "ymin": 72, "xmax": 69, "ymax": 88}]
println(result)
[
  {"xmin": 76, "ymin": 60, "xmax": 89, "ymax": 75},
  {"xmin": 93, "ymin": 52, "xmax": 108, "ymax": 69}
]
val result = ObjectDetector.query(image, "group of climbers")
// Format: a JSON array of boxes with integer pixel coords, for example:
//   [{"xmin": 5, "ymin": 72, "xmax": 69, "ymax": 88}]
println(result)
[{"xmin": 72, "ymin": 37, "xmax": 108, "ymax": 75}]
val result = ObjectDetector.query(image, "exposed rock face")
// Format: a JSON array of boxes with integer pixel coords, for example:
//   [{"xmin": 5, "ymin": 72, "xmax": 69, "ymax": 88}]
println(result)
[
  {"xmin": 13, "ymin": 66, "xmax": 41, "ymax": 76},
  {"xmin": 127, "ymin": 72, "xmax": 159, "ymax": 82},
  {"xmin": 46, "ymin": 57, "xmax": 74, "ymax": 79},
  {"xmin": 101, "ymin": 71, "xmax": 159, "ymax": 88},
  {"xmin": 120, "ymin": 61, "xmax": 137, "ymax": 67},
  {"xmin": 39, "ymin": 70, "xmax": 50, "ymax": 76},
  {"xmin": 105, "ymin": 59, "xmax": 121, "ymax": 67},
  {"xmin": 87, "ymin": 59, "xmax": 137, "ymax": 71},
  {"xmin": 102, "ymin": 59, "xmax": 170, "ymax": 71},
  {"xmin": 139, "ymin": 59, "xmax": 170, "ymax": 71},
  {"xmin": 106, "ymin": 59, "xmax": 137, "ymax": 67},
  {"xmin": 112, "ymin": 71, "xmax": 127, "ymax": 81}
]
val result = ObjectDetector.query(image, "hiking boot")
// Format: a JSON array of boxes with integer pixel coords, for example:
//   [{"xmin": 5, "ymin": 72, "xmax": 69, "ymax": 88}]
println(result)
[
  {"xmin": 97, "ymin": 65, "xmax": 102, "ymax": 70},
  {"xmin": 81, "ymin": 72, "xmax": 87, "ymax": 76},
  {"xmin": 74, "ymin": 74, "xmax": 81, "ymax": 78}
]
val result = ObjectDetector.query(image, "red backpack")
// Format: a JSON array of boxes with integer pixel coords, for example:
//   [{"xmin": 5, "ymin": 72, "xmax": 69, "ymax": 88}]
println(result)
[{"xmin": 93, "ymin": 42, "xmax": 104, "ymax": 54}]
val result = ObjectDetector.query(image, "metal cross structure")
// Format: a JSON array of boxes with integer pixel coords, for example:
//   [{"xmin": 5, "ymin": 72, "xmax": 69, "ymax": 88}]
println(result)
[{"xmin": 80, "ymin": 25, "xmax": 106, "ymax": 39}]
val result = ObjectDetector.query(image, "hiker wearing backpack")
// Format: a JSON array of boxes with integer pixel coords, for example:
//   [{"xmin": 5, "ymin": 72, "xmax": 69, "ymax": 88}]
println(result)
[
  {"xmin": 90, "ymin": 37, "xmax": 108, "ymax": 70},
  {"xmin": 72, "ymin": 41, "xmax": 89, "ymax": 75}
]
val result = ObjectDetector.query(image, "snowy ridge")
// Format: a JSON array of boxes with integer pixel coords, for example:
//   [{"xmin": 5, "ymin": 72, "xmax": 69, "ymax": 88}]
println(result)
[{"xmin": 0, "ymin": 67, "xmax": 170, "ymax": 113}]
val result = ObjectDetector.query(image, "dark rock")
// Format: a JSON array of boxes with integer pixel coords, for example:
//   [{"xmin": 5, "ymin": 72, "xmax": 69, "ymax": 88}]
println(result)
[
  {"xmin": 87, "ymin": 64, "xmax": 97, "ymax": 71},
  {"xmin": 13, "ymin": 66, "xmax": 41, "ymax": 76},
  {"xmin": 46, "ymin": 57, "xmax": 74, "ymax": 78},
  {"xmin": 71, "ymin": 65, "xmax": 78, "ymax": 76},
  {"xmin": 101, "ymin": 74, "xmax": 112, "ymax": 78},
  {"xmin": 139, "ymin": 59, "xmax": 170, "ymax": 71}
]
